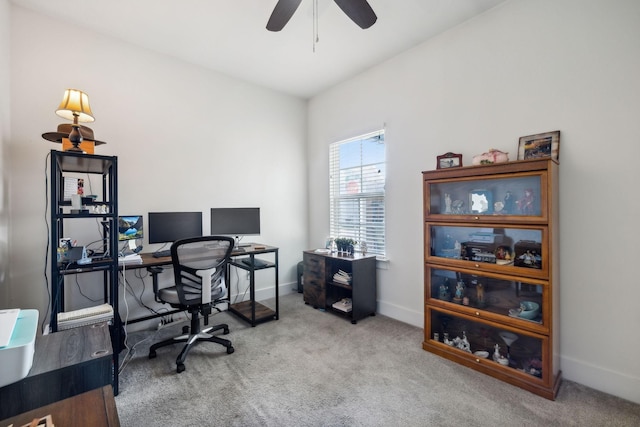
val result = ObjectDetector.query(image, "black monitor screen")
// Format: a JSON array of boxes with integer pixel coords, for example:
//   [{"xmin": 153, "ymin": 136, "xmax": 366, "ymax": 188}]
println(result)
[
  {"xmin": 148, "ymin": 211, "xmax": 203, "ymax": 244},
  {"xmin": 210, "ymin": 208, "xmax": 260, "ymax": 236},
  {"xmin": 118, "ymin": 215, "xmax": 144, "ymax": 241}
]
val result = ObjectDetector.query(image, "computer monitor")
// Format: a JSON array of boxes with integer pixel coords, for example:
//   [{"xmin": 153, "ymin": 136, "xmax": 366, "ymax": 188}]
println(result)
[
  {"xmin": 148, "ymin": 211, "xmax": 203, "ymax": 244},
  {"xmin": 118, "ymin": 215, "xmax": 144, "ymax": 241},
  {"xmin": 210, "ymin": 208, "xmax": 260, "ymax": 238}
]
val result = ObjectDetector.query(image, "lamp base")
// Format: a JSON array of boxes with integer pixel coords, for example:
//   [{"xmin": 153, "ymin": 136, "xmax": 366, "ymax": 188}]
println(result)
[
  {"xmin": 67, "ymin": 124, "xmax": 84, "ymax": 152},
  {"xmin": 66, "ymin": 144, "xmax": 84, "ymax": 153},
  {"xmin": 62, "ymin": 138, "xmax": 94, "ymax": 154}
]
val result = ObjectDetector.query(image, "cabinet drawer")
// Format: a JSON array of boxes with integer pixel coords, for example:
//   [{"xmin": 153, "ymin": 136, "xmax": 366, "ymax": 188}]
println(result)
[
  {"xmin": 424, "ymin": 306, "xmax": 555, "ymax": 390},
  {"xmin": 425, "ymin": 223, "xmax": 549, "ymax": 280},
  {"xmin": 425, "ymin": 265, "xmax": 549, "ymax": 334},
  {"xmin": 423, "ymin": 159, "xmax": 553, "ymax": 224},
  {"xmin": 303, "ymin": 253, "xmax": 326, "ymax": 308},
  {"xmin": 303, "ymin": 253, "xmax": 325, "ymax": 274}
]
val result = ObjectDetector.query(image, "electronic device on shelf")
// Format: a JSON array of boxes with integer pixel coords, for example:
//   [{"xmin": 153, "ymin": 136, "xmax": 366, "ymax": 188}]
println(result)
[
  {"xmin": 118, "ymin": 215, "xmax": 143, "ymax": 241},
  {"xmin": 57, "ymin": 303, "xmax": 114, "ymax": 330},
  {"xmin": 241, "ymin": 258, "xmax": 269, "ymax": 268},
  {"xmin": 148, "ymin": 211, "xmax": 203, "ymax": 245}
]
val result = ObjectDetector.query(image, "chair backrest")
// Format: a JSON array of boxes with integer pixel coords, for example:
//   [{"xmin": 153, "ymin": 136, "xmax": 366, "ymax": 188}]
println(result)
[{"xmin": 170, "ymin": 235, "xmax": 235, "ymax": 306}]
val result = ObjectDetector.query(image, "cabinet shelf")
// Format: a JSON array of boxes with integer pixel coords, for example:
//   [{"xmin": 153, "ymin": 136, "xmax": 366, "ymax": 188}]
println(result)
[{"xmin": 422, "ymin": 158, "xmax": 560, "ymax": 400}]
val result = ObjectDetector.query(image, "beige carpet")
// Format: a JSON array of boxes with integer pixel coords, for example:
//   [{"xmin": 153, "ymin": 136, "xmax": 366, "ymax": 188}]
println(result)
[{"xmin": 115, "ymin": 293, "xmax": 640, "ymax": 426}]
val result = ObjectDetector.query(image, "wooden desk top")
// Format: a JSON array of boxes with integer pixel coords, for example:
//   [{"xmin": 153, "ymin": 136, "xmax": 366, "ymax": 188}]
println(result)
[
  {"xmin": 0, "ymin": 386, "xmax": 119, "ymax": 427},
  {"xmin": 136, "ymin": 243, "xmax": 278, "ymax": 268}
]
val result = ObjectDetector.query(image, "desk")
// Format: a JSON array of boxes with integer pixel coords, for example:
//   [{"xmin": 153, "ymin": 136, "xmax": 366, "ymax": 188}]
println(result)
[
  {"xmin": 1, "ymin": 385, "xmax": 120, "ymax": 427},
  {"xmin": 0, "ymin": 323, "xmax": 113, "ymax": 419},
  {"xmin": 123, "ymin": 245, "xmax": 279, "ymax": 327}
]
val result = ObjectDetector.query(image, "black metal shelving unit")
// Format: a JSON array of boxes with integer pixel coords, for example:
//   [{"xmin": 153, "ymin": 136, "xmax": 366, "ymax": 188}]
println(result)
[{"xmin": 49, "ymin": 149, "xmax": 120, "ymax": 394}]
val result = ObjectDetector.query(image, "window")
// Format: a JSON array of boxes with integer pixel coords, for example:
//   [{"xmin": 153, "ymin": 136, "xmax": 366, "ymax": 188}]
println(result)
[{"xmin": 329, "ymin": 130, "xmax": 386, "ymax": 257}]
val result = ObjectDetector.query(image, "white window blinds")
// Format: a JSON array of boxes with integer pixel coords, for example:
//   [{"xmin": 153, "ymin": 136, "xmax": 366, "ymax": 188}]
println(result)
[{"xmin": 329, "ymin": 130, "xmax": 386, "ymax": 257}]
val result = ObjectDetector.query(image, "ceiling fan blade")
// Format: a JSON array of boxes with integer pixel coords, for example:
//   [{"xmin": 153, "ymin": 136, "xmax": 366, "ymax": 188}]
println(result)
[
  {"xmin": 267, "ymin": 0, "xmax": 303, "ymax": 32},
  {"xmin": 333, "ymin": 0, "xmax": 377, "ymax": 29}
]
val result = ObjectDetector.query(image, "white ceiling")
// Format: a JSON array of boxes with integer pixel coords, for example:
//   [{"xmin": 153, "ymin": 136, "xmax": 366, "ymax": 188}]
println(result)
[{"xmin": 11, "ymin": 0, "xmax": 508, "ymax": 99}]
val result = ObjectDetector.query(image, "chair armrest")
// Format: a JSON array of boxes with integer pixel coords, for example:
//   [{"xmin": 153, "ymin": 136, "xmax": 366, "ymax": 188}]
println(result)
[
  {"xmin": 195, "ymin": 267, "xmax": 219, "ymax": 305},
  {"xmin": 147, "ymin": 266, "xmax": 165, "ymax": 303}
]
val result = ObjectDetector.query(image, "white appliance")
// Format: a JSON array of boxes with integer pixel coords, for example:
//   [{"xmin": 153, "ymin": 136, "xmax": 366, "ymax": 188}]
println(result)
[{"xmin": 0, "ymin": 309, "xmax": 38, "ymax": 387}]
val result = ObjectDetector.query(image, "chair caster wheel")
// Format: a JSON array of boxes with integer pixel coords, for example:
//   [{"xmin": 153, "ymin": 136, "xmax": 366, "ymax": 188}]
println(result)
[
  {"xmin": 149, "ymin": 351, "xmax": 157, "ymax": 359},
  {"xmin": 223, "ymin": 327, "xmax": 230, "ymax": 335},
  {"xmin": 182, "ymin": 326, "xmax": 189, "ymax": 334},
  {"xmin": 227, "ymin": 346, "xmax": 235, "ymax": 355},
  {"xmin": 177, "ymin": 363, "xmax": 185, "ymax": 373}
]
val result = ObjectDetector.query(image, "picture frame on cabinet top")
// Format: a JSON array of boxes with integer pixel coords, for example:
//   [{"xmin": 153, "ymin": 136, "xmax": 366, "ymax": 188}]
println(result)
[
  {"xmin": 436, "ymin": 152, "xmax": 463, "ymax": 169},
  {"xmin": 518, "ymin": 130, "xmax": 560, "ymax": 161}
]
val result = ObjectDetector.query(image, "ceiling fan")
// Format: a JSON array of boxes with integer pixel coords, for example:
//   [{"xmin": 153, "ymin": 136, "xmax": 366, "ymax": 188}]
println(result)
[{"xmin": 267, "ymin": 0, "xmax": 377, "ymax": 32}]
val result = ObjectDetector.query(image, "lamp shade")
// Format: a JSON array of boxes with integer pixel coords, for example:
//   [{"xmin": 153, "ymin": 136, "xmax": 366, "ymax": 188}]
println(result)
[{"xmin": 55, "ymin": 89, "xmax": 95, "ymax": 123}]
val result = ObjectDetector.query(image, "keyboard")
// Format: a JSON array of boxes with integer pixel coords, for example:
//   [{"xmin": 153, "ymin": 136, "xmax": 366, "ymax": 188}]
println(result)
[{"xmin": 152, "ymin": 249, "xmax": 171, "ymax": 258}]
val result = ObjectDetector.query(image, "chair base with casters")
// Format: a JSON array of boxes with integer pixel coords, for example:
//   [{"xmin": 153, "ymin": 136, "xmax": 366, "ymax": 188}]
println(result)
[
  {"xmin": 148, "ymin": 305, "xmax": 235, "ymax": 373},
  {"xmin": 147, "ymin": 236, "xmax": 236, "ymax": 373}
]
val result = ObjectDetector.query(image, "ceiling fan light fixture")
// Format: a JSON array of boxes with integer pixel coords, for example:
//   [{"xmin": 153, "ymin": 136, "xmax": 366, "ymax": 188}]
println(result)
[{"xmin": 266, "ymin": 0, "xmax": 377, "ymax": 32}]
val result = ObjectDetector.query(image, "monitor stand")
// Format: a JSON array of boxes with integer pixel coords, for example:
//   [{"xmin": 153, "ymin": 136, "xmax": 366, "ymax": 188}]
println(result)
[{"xmin": 233, "ymin": 236, "xmax": 251, "ymax": 252}]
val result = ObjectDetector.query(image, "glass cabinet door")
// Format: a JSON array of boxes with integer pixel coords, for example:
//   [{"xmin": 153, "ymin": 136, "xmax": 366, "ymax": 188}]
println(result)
[
  {"xmin": 425, "ymin": 265, "xmax": 548, "ymax": 334},
  {"xmin": 426, "ymin": 224, "xmax": 548, "ymax": 279},
  {"xmin": 424, "ymin": 172, "xmax": 548, "ymax": 223},
  {"xmin": 426, "ymin": 307, "xmax": 549, "ymax": 384}
]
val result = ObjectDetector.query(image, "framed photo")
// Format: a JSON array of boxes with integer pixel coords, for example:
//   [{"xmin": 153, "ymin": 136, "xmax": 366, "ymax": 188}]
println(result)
[
  {"xmin": 436, "ymin": 152, "xmax": 463, "ymax": 169},
  {"xmin": 518, "ymin": 131, "xmax": 560, "ymax": 161}
]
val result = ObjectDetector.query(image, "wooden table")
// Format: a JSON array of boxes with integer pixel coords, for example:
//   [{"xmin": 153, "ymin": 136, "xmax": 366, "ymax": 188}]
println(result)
[
  {"xmin": 0, "ymin": 323, "xmax": 113, "ymax": 419},
  {"xmin": 0, "ymin": 386, "xmax": 119, "ymax": 427}
]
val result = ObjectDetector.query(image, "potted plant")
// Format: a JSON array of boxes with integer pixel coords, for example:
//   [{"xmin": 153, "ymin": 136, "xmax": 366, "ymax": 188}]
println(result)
[{"xmin": 334, "ymin": 237, "xmax": 357, "ymax": 254}]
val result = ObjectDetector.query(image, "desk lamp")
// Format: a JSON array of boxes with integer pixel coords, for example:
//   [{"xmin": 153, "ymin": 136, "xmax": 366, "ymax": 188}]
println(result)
[{"xmin": 55, "ymin": 89, "xmax": 95, "ymax": 152}]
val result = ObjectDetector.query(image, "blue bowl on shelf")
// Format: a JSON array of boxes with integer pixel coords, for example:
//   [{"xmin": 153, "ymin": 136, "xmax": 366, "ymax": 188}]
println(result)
[{"xmin": 518, "ymin": 301, "xmax": 540, "ymax": 320}]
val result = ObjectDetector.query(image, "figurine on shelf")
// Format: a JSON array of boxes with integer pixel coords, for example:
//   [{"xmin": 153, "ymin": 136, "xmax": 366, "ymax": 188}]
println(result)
[
  {"xmin": 451, "ymin": 199, "xmax": 465, "ymax": 214},
  {"xmin": 503, "ymin": 190, "xmax": 515, "ymax": 214},
  {"xmin": 459, "ymin": 331, "xmax": 471, "ymax": 353},
  {"xmin": 439, "ymin": 281, "xmax": 451, "ymax": 301},
  {"xmin": 444, "ymin": 193, "xmax": 452, "ymax": 214},
  {"xmin": 493, "ymin": 344, "xmax": 501, "ymax": 362},
  {"xmin": 476, "ymin": 282, "xmax": 486, "ymax": 307},
  {"xmin": 453, "ymin": 280, "xmax": 465, "ymax": 303},
  {"xmin": 517, "ymin": 188, "xmax": 535, "ymax": 215}
]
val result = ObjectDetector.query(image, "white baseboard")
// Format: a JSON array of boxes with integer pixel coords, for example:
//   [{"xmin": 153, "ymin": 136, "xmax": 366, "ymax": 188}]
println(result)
[
  {"xmin": 231, "ymin": 281, "xmax": 294, "ymax": 303},
  {"xmin": 378, "ymin": 300, "xmax": 640, "ymax": 404},
  {"xmin": 560, "ymin": 354, "xmax": 640, "ymax": 404},
  {"xmin": 377, "ymin": 299, "xmax": 422, "ymax": 328}
]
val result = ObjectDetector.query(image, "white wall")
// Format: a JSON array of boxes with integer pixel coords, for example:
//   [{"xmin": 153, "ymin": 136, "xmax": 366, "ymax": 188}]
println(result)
[
  {"xmin": 8, "ymin": 6, "xmax": 308, "ymax": 330},
  {"xmin": 308, "ymin": 0, "xmax": 640, "ymax": 404},
  {"xmin": 0, "ymin": 0, "xmax": 9, "ymax": 308}
]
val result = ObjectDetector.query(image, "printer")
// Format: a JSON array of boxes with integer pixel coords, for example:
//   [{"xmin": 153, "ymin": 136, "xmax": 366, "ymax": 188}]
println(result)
[{"xmin": 0, "ymin": 309, "xmax": 38, "ymax": 387}]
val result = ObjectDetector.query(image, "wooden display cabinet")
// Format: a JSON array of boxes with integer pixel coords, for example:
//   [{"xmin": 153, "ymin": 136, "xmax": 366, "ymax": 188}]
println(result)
[{"xmin": 422, "ymin": 158, "xmax": 561, "ymax": 400}]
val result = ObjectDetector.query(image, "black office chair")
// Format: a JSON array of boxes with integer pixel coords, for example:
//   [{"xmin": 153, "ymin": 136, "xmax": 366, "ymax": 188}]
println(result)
[{"xmin": 148, "ymin": 235, "xmax": 235, "ymax": 373}]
